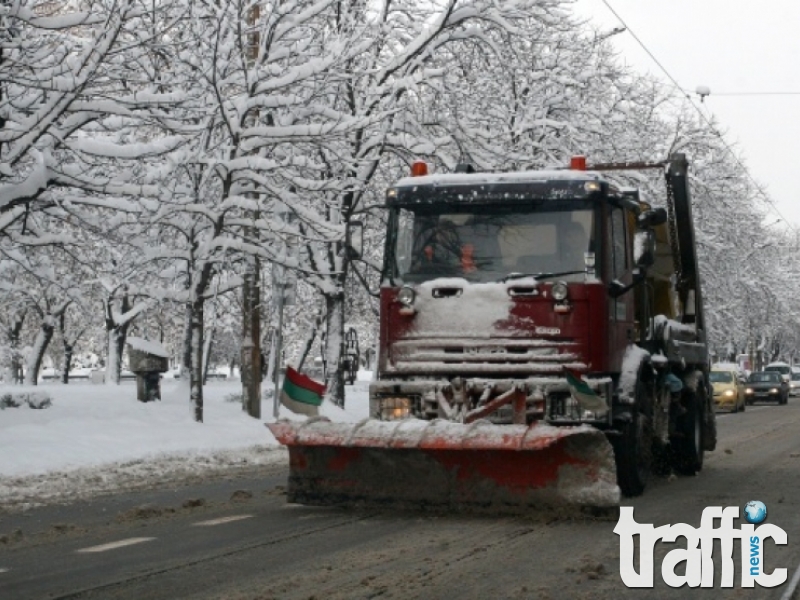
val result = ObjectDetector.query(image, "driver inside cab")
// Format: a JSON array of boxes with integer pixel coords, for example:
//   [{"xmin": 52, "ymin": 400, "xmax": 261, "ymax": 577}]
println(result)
[{"xmin": 416, "ymin": 221, "xmax": 477, "ymax": 274}]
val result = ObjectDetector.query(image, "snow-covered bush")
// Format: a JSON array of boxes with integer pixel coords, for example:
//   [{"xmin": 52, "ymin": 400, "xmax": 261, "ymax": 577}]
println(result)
[
  {"xmin": 0, "ymin": 390, "xmax": 53, "ymax": 410},
  {"xmin": 223, "ymin": 393, "xmax": 243, "ymax": 404}
]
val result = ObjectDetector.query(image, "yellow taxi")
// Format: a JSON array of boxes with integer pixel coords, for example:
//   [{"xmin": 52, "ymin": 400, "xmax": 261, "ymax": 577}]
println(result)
[{"xmin": 710, "ymin": 365, "xmax": 745, "ymax": 412}]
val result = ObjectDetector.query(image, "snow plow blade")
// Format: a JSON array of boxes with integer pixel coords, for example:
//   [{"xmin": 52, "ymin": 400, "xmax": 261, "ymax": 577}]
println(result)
[{"xmin": 267, "ymin": 418, "xmax": 620, "ymax": 515}]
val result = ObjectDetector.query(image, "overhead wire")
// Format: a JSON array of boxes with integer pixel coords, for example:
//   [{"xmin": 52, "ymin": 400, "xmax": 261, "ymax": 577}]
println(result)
[
  {"xmin": 599, "ymin": 0, "xmax": 798, "ymax": 234},
  {"xmin": 694, "ymin": 91, "xmax": 800, "ymax": 97}
]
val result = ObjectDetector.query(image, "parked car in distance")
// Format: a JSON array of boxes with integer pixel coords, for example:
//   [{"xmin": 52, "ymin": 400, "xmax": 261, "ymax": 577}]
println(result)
[
  {"xmin": 790, "ymin": 368, "xmax": 800, "ymax": 397},
  {"xmin": 745, "ymin": 371, "xmax": 789, "ymax": 405},
  {"xmin": 764, "ymin": 361, "xmax": 792, "ymax": 384},
  {"xmin": 710, "ymin": 366, "xmax": 745, "ymax": 412}
]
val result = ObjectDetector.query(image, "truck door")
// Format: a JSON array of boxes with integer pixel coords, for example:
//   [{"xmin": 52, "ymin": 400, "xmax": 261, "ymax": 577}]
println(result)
[{"xmin": 608, "ymin": 205, "xmax": 635, "ymax": 370}]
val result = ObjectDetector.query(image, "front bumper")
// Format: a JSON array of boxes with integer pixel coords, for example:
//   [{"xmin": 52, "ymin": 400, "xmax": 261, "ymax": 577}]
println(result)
[
  {"xmin": 369, "ymin": 376, "xmax": 614, "ymax": 426},
  {"xmin": 713, "ymin": 391, "xmax": 738, "ymax": 409},
  {"xmin": 713, "ymin": 398, "xmax": 736, "ymax": 409},
  {"xmin": 745, "ymin": 390, "xmax": 782, "ymax": 402}
]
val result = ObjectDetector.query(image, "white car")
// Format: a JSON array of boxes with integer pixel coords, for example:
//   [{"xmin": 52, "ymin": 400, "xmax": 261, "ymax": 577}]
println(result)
[
  {"xmin": 791, "ymin": 368, "xmax": 800, "ymax": 397},
  {"xmin": 764, "ymin": 362, "xmax": 792, "ymax": 384}
]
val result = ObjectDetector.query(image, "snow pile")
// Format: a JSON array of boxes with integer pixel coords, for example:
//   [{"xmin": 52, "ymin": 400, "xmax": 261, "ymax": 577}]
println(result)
[
  {"xmin": 0, "ymin": 377, "xmax": 371, "ymax": 510},
  {"xmin": 126, "ymin": 336, "xmax": 170, "ymax": 358},
  {"xmin": 0, "ymin": 387, "xmax": 53, "ymax": 410}
]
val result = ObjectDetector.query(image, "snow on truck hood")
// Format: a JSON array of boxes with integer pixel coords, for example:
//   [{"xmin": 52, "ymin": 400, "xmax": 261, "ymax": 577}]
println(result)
[
  {"xmin": 409, "ymin": 278, "xmax": 513, "ymax": 338},
  {"xmin": 401, "ymin": 277, "xmax": 574, "ymax": 340}
]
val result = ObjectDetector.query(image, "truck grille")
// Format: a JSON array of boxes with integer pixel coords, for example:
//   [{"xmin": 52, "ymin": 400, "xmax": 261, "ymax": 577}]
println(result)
[{"xmin": 388, "ymin": 338, "xmax": 583, "ymax": 375}]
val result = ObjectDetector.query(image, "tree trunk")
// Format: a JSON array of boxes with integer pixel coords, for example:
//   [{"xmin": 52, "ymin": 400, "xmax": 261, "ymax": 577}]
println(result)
[
  {"xmin": 61, "ymin": 342, "xmax": 73, "ymax": 384},
  {"xmin": 105, "ymin": 328, "xmax": 122, "ymax": 384},
  {"xmin": 202, "ymin": 326, "xmax": 214, "ymax": 385},
  {"xmin": 3, "ymin": 310, "xmax": 25, "ymax": 384},
  {"xmin": 59, "ymin": 313, "xmax": 73, "ymax": 384},
  {"xmin": 104, "ymin": 294, "xmax": 134, "ymax": 385},
  {"xmin": 323, "ymin": 290, "xmax": 346, "ymax": 407},
  {"xmin": 115, "ymin": 323, "xmax": 130, "ymax": 378},
  {"xmin": 24, "ymin": 318, "xmax": 56, "ymax": 386},
  {"xmin": 190, "ymin": 300, "xmax": 204, "ymax": 422},
  {"xmin": 241, "ymin": 259, "xmax": 261, "ymax": 418},
  {"xmin": 182, "ymin": 301, "xmax": 192, "ymax": 376},
  {"xmin": 297, "ymin": 314, "xmax": 321, "ymax": 373}
]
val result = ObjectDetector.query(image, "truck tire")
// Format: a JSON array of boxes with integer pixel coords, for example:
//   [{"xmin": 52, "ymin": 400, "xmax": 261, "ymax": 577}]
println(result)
[
  {"xmin": 611, "ymin": 369, "xmax": 654, "ymax": 497},
  {"xmin": 672, "ymin": 387, "xmax": 704, "ymax": 475}
]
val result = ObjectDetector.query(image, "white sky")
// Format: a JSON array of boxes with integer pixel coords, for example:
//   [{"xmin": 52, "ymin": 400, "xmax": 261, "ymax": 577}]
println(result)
[{"xmin": 573, "ymin": 0, "xmax": 800, "ymax": 230}]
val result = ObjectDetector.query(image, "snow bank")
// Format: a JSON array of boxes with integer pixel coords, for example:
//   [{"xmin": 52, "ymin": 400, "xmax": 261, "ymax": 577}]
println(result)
[{"xmin": 0, "ymin": 378, "xmax": 371, "ymax": 509}]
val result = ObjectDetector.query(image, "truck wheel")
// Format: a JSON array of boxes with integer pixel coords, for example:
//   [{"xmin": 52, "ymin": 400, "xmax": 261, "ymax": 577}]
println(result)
[
  {"xmin": 672, "ymin": 388, "xmax": 704, "ymax": 475},
  {"xmin": 611, "ymin": 370, "xmax": 653, "ymax": 497},
  {"xmin": 611, "ymin": 411, "xmax": 650, "ymax": 496}
]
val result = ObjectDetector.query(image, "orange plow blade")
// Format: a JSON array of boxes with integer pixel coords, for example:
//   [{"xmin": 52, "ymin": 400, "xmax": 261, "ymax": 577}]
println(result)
[{"xmin": 267, "ymin": 418, "xmax": 620, "ymax": 514}]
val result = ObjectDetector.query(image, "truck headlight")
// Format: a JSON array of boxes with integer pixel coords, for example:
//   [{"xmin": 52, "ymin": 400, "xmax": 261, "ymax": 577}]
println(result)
[
  {"xmin": 397, "ymin": 286, "xmax": 415, "ymax": 307},
  {"xmin": 380, "ymin": 397, "xmax": 411, "ymax": 420},
  {"xmin": 745, "ymin": 388, "xmax": 754, "ymax": 395},
  {"xmin": 551, "ymin": 281, "xmax": 569, "ymax": 301},
  {"xmin": 723, "ymin": 390, "xmax": 735, "ymax": 397}
]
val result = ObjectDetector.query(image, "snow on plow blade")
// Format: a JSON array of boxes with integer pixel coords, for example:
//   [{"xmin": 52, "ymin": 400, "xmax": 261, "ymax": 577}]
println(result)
[{"xmin": 267, "ymin": 418, "xmax": 620, "ymax": 515}]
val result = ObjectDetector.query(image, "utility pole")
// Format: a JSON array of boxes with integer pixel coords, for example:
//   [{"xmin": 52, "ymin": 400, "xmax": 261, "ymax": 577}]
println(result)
[
  {"xmin": 271, "ymin": 264, "xmax": 285, "ymax": 419},
  {"xmin": 271, "ymin": 208, "xmax": 297, "ymax": 418}
]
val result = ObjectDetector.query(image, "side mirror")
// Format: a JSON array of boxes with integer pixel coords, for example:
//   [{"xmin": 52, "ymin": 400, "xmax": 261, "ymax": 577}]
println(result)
[
  {"xmin": 637, "ymin": 207, "xmax": 667, "ymax": 228},
  {"xmin": 608, "ymin": 279, "xmax": 627, "ymax": 299},
  {"xmin": 608, "ymin": 269, "xmax": 645, "ymax": 298},
  {"xmin": 633, "ymin": 230, "xmax": 656, "ymax": 268},
  {"xmin": 345, "ymin": 220, "xmax": 364, "ymax": 259}
]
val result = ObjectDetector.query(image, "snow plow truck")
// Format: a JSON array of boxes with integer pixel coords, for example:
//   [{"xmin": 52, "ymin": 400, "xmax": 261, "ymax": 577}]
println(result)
[{"xmin": 269, "ymin": 153, "xmax": 716, "ymax": 513}]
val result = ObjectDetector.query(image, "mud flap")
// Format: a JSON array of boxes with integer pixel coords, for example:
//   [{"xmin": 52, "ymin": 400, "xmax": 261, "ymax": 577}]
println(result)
[
  {"xmin": 672, "ymin": 388, "xmax": 704, "ymax": 475},
  {"xmin": 703, "ymin": 383, "xmax": 717, "ymax": 451},
  {"xmin": 267, "ymin": 418, "xmax": 620, "ymax": 515}
]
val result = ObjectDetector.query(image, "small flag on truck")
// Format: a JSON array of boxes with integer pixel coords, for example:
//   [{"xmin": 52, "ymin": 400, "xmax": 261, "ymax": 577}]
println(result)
[
  {"xmin": 564, "ymin": 367, "xmax": 607, "ymax": 412},
  {"xmin": 281, "ymin": 366, "xmax": 326, "ymax": 416}
]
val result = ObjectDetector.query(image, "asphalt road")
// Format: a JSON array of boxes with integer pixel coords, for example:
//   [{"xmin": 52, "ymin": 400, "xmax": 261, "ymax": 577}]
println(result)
[{"xmin": 2, "ymin": 399, "xmax": 800, "ymax": 600}]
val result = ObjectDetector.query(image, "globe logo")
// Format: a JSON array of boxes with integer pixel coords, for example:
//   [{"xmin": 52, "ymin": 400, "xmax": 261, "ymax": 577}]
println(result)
[{"xmin": 744, "ymin": 500, "xmax": 767, "ymax": 524}]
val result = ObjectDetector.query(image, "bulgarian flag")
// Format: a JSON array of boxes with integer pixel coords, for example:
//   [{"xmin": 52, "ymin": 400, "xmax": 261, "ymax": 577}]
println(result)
[
  {"xmin": 564, "ymin": 367, "xmax": 607, "ymax": 412},
  {"xmin": 281, "ymin": 366, "xmax": 326, "ymax": 416}
]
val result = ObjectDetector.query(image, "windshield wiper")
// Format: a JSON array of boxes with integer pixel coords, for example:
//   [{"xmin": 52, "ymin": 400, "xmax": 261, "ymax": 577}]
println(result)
[{"xmin": 500, "ymin": 270, "xmax": 586, "ymax": 283}]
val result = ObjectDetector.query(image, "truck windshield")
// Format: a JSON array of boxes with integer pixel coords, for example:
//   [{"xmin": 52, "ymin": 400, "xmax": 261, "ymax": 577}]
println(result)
[{"xmin": 389, "ymin": 204, "xmax": 596, "ymax": 283}]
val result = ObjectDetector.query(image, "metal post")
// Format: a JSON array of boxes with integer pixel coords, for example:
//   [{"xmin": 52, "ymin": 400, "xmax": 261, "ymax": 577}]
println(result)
[{"xmin": 272, "ymin": 280, "xmax": 285, "ymax": 419}]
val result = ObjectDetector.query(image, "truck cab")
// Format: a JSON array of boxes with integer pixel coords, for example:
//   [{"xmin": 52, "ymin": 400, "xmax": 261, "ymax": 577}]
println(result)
[{"xmin": 371, "ymin": 161, "xmax": 660, "ymax": 425}]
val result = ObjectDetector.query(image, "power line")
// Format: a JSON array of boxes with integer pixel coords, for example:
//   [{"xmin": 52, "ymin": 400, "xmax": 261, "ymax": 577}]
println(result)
[
  {"xmin": 599, "ymin": 0, "xmax": 798, "ymax": 234},
  {"xmin": 702, "ymin": 92, "xmax": 800, "ymax": 97}
]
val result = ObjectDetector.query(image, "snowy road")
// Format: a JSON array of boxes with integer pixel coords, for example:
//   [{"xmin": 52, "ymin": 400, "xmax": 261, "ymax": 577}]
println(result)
[{"xmin": 2, "ymin": 400, "xmax": 800, "ymax": 599}]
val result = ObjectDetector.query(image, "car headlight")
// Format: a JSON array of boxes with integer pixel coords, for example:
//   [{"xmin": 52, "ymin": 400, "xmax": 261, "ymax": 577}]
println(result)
[
  {"xmin": 397, "ymin": 286, "xmax": 415, "ymax": 307},
  {"xmin": 745, "ymin": 388, "xmax": 754, "ymax": 394},
  {"xmin": 770, "ymin": 388, "xmax": 779, "ymax": 394},
  {"xmin": 379, "ymin": 397, "xmax": 411, "ymax": 420},
  {"xmin": 551, "ymin": 281, "xmax": 569, "ymax": 302},
  {"xmin": 723, "ymin": 390, "xmax": 735, "ymax": 397}
]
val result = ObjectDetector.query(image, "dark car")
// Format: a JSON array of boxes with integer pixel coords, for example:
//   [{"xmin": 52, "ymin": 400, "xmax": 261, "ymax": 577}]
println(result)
[{"xmin": 745, "ymin": 371, "xmax": 789, "ymax": 405}]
